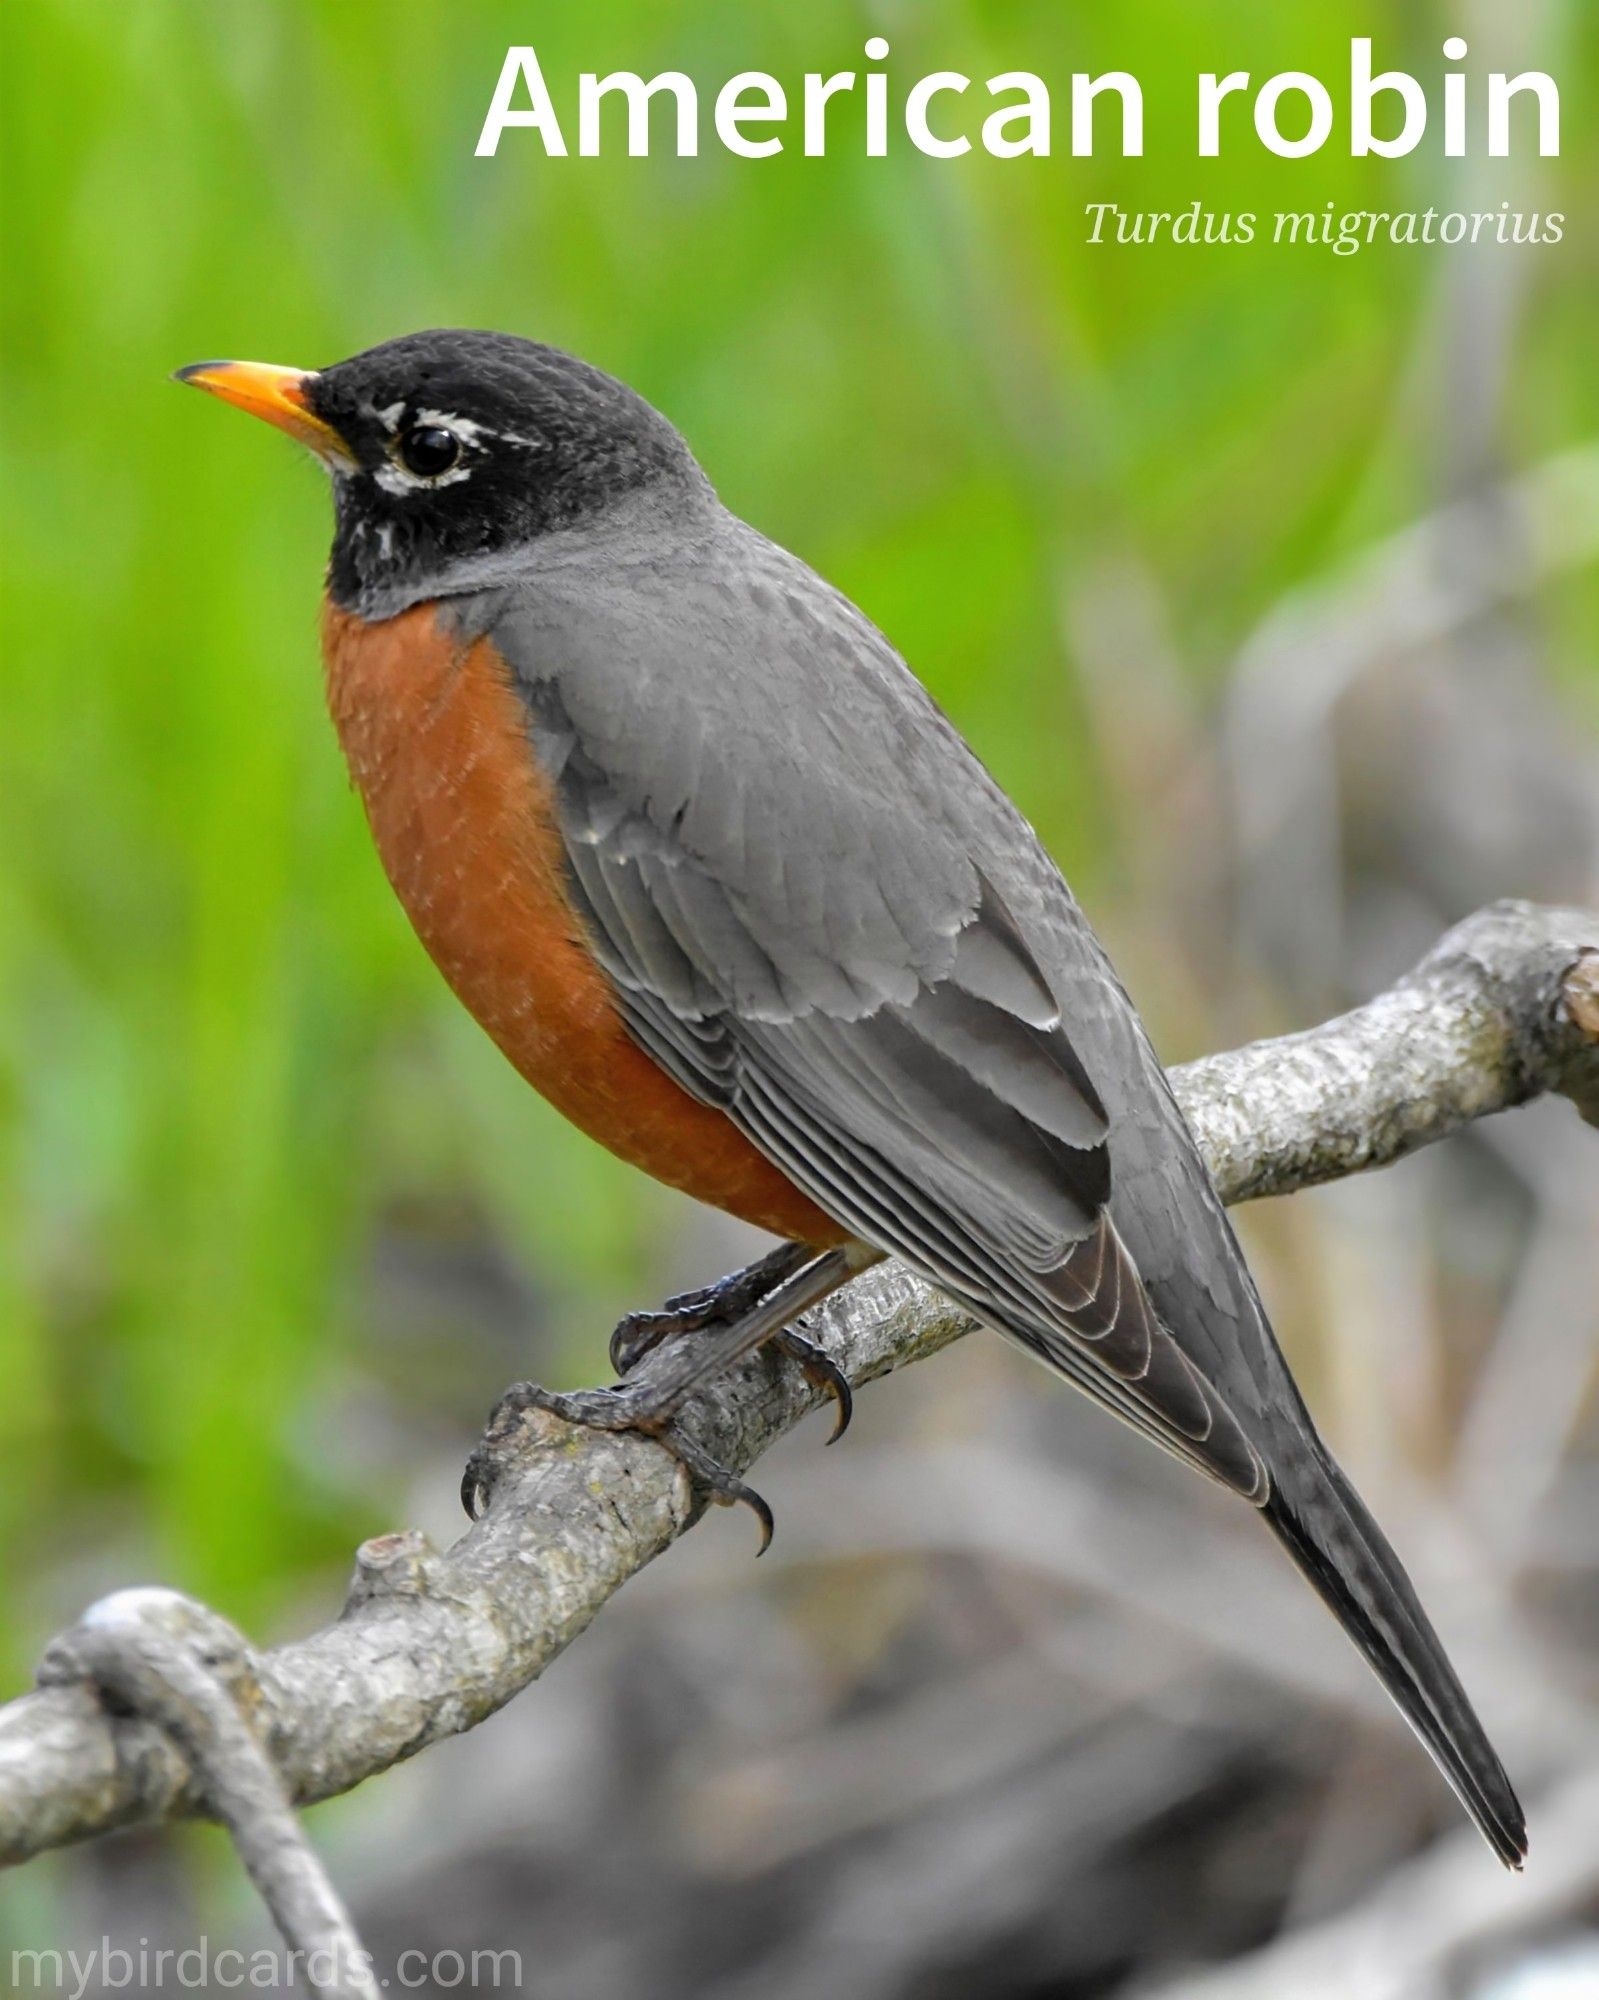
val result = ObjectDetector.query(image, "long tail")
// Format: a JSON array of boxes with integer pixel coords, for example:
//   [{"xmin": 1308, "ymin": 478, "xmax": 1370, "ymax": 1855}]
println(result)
[{"xmin": 1263, "ymin": 1448, "xmax": 1526, "ymax": 1868}]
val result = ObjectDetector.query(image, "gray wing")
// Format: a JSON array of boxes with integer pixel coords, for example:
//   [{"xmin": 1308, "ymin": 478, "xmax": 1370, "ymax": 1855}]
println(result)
[{"xmin": 470, "ymin": 526, "xmax": 1268, "ymax": 1500}]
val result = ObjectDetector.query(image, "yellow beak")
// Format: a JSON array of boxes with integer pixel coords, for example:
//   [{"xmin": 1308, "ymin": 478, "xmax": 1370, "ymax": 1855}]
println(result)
[{"xmin": 174, "ymin": 359, "xmax": 352, "ymax": 465}]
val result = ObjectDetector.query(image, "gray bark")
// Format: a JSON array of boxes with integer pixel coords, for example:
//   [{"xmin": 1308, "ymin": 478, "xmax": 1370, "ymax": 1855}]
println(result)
[
  {"xmin": 2, "ymin": 898, "xmax": 1596, "ymax": 1875},
  {"xmin": 34, "ymin": 1592, "xmax": 381, "ymax": 1998}
]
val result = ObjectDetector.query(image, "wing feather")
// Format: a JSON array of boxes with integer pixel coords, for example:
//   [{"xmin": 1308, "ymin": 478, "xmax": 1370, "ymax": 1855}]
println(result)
[{"xmin": 555, "ymin": 783, "xmax": 1268, "ymax": 1501}]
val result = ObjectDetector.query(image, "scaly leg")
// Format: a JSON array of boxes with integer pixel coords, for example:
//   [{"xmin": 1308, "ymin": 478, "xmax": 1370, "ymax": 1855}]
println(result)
[
  {"xmin": 610, "ymin": 1239, "xmax": 854, "ymax": 1441},
  {"xmin": 609, "ymin": 1239, "xmax": 812, "ymax": 1373},
  {"xmin": 462, "ymin": 1246, "xmax": 869, "ymax": 1550}
]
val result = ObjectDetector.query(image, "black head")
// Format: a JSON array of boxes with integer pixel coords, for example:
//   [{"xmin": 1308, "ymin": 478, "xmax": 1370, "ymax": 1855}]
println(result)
[{"xmin": 177, "ymin": 330, "xmax": 710, "ymax": 616}]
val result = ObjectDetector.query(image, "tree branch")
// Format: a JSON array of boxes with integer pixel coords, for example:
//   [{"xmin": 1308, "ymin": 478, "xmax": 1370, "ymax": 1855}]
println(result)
[
  {"xmin": 34, "ymin": 1592, "xmax": 381, "ymax": 1999},
  {"xmin": 3, "ymin": 898, "xmax": 1597, "ymax": 1872}
]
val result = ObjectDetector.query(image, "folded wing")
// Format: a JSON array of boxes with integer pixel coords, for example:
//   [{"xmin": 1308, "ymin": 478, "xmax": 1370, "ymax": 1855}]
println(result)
[{"xmin": 550, "ymin": 717, "xmax": 1267, "ymax": 1502}]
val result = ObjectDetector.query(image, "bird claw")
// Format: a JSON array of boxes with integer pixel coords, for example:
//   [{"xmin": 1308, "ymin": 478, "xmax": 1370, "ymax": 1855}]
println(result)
[
  {"xmin": 607, "ymin": 1247, "xmax": 853, "ymax": 1444},
  {"xmin": 610, "ymin": 1303, "xmax": 707, "ymax": 1376},
  {"xmin": 657, "ymin": 1426, "xmax": 775, "ymax": 1554},
  {"xmin": 460, "ymin": 1378, "xmax": 543, "ymax": 1519},
  {"xmin": 608, "ymin": 1243, "xmax": 809, "ymax": 1376},
  {"xmin": 772, "ymin": 1325, "xmax": 853, "ymax": 1442},
  {"xmin": 466, "ymin": 1246, "xmax": 855, "ymax": 1546},
  {"xmin": 460, "ymin": 1379, "xmax": 775, "ymax": 1552}
]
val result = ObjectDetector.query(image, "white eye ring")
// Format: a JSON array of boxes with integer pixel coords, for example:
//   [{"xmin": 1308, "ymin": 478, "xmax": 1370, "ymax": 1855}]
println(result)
[
  {"xmin": 373, "ymin": 419, "xmax": 475, "ymax": 493},
  {"xmin": 392, "ymin": 424, "xmax": 463, "ymax": 479}
]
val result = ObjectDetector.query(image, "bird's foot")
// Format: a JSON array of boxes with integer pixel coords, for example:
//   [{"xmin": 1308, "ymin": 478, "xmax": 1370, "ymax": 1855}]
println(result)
[
  {"xmin": 608, "ymin": 1241, "xmax": 851, "ymax": 1440},
  {"xmin": 608, "ymin": 1240, "xmax": 811, "ymax": 1373},
  {"xmin": 460, "ymin": 1379, "xmax": 776, "ymax": 1553},
  {"xmin": 464, "ymin": 1246, "xmax": 863, "ymax": 1553},
  {"xmin": 769, "ymin": 1324, "xmax": 853, "ymax": 1443}
]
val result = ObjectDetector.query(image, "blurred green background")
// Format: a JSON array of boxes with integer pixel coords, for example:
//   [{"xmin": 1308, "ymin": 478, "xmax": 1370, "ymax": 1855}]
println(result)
[{"xmin": 3, "ymin": 1, "xmax": 1597, "ymax": 1975}]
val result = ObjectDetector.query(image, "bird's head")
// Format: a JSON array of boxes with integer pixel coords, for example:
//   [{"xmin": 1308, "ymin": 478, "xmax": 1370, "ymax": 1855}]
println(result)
[{"xmin": 176, "ymin": 329, "xmax": 707, "ymax": 616}]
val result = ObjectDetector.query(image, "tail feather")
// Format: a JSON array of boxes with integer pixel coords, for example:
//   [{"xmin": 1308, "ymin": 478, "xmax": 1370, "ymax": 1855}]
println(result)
[{"xmin": 1263, "ymin": 1451, "xmax": 1526, "ymax": 1869}]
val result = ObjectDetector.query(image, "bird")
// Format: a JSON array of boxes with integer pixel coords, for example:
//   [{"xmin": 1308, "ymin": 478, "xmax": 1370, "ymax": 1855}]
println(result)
[{"xmin": 176, "ymin": 329, "xmax": 1525, "ymax": 1866}]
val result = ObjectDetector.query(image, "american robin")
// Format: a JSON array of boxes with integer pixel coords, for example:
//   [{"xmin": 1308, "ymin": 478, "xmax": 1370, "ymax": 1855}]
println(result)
[{"xmin": 176, "ymin": 331, "xmax": 1524, "ymax": 1865}]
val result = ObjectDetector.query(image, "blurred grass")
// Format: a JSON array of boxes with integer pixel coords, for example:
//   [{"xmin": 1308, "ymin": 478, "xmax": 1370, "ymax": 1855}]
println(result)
[{"xmin": 0, "ymin": 0, "xmax": 1593, "ymax": 1687}]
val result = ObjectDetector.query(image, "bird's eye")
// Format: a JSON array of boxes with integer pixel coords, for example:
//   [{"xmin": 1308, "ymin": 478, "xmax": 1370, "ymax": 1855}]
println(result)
[{"xmin": 394, "ymin": 425, "xmax": 462, "ymax": 479}]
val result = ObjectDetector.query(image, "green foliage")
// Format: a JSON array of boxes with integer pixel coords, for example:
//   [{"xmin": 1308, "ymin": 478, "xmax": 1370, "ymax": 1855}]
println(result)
[{"xmin": 1, "ymin": 0, "xmax": 1592, "ymax": 1677}]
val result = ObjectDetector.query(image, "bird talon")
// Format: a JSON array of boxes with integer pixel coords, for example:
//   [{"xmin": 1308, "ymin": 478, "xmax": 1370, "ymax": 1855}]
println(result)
[
  {"xmin": 461, "ymin": 1380, "xmax": 639, "ymax": 1520},
  {"xmin": 665, "ymin": 1429, "xmax": 775, "ymax": 1553},
  {"xmin": 608, "ymin": 1243, "xmax": 814, "ymax": 1375},
  {"xmin": 773, "ymin": 1326, "xmax": 853, "ymax": 1442},
  {"xmin": 460, "ymin": 1452, "xmax": 491, "ymax": 1522},
  {"xmin": 609, "ymin": 1307, "xmax": 690, "ymax": 1375},
  {"xmin": 460, "ymin": 1379, "xmax": 546, "ymax": 1517},
  {"xmin": 461, "ymin": 1377, "xmax": 773, "ymax": 1549}
]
